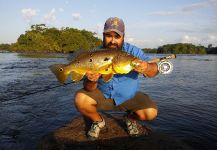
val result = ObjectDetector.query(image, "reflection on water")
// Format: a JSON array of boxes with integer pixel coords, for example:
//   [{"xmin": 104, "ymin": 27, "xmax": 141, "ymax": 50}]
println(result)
[{"xmin": 0, "ymin": 53, "xmax": 217, "ymax": 150}]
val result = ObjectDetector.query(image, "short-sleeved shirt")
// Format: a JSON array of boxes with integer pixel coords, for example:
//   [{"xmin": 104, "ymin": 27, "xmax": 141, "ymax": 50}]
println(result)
[{"xmin": 97, "ymin": 42, "xmax": 151, "ymax": 105}]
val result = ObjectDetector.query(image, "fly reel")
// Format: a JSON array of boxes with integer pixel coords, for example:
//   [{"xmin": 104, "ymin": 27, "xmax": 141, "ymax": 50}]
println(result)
[{"xmin": 157, "ymin": 60, "xmax": 173, "ymax": 74}]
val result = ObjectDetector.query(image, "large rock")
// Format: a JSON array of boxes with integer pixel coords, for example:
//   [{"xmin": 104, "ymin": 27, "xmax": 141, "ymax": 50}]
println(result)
[{"xmin": 38, "ymin": 113, "xmax": 192, "ymax": 150}]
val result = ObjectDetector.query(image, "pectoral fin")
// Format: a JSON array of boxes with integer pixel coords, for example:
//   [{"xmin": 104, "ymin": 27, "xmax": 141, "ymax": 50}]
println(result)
[
  {"xmin": 102, "ymin": 73, "xmax": 114, "ymax": 82},
  {"xmin": 71, "ymin": 71, "xmax": 84, "ymax": 82}
]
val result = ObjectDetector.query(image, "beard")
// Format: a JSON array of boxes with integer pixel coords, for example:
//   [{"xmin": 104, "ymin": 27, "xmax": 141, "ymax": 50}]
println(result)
[{"xmin": 103, "ymin": 38, "xmax": 124, "ymax": 50}]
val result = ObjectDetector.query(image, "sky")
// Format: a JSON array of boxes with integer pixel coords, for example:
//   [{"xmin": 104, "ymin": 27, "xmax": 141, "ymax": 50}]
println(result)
[{"xmin": 0, "ymin": 0, "xmax": 217, "ymax": 48}]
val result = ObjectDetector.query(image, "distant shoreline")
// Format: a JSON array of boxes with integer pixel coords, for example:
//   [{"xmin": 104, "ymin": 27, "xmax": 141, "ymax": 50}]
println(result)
[{"xmin": 1, "ymin": 50, "xmax": 216, "ymax": 55}]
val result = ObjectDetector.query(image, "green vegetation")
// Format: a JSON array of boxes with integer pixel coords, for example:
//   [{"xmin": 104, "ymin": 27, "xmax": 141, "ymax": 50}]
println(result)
[
  {"xmin": 142, "ymin": 48, "xmax": 157, "ymax": 53},
  {"xmin": 0, "ymin": 24, "xmax": 216, "ymax": 54},
  {"xmin": 0, "ymin": 24, "xmax": 102, "ymax": 53},
  {"xmin": 143, "ymin": 43, "xmax": 217, "ymax": 54},
  {"xmin": 0, "ymin": 43, "xmax": 10, "ymax": 50},
  {"xmin": 206, "ymin": 44, "xmax": 217, "ymax": 54},
  {"xmin": 17, "ymin": 53, "xmax": 65, "ymax": 58}
]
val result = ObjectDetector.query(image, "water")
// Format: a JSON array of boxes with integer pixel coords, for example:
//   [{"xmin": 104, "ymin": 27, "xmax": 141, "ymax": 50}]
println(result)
[{"xmin": 0, "ymin": 53, "xmax": 217, "ymax": 150}]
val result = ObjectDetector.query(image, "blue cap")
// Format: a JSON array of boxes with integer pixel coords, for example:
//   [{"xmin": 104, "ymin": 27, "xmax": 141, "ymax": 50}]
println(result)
[{"xmin": 104, "ymin": 17, "xmax": 125, "ymax": 36}]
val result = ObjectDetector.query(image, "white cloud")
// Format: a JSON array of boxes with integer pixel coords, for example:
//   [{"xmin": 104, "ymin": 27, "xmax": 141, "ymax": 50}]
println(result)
[
  {"xmin": 181, "ymin": 35, "xmax": 193, "ymax": 43},
  {"xmin": 207, "ymin": 35, "xmax": 217, "ymax": 41},
  {"xmin": 147, "ymin": 0, "xmax": 217, "ymax": 17},
  {"xmin": 58, "ymin": 8, "xmax": 64, "ymax": 12},
  {"xmin": 205, "ymin": 35, "xmax": 217, "ymax": 46},
  {"xmin": 181, "ymin": 0, "xmax": 217, "ymax": 12},
  {"xmin": 176, "ymin": 34, "xmax": 217, "ymax": 47},
  {"xmin": 72, "ymin": 13, "xmax": 81, "ymax": 21},
  {"xmin": 125, "ymin": 35, "xmax": 165, "ymax": 48},
  {"xmin": 94, "ymin": 23, "xmax": 102, "ymax": 35},
  {"xmin": 21, "ymin": 8, "xmax": 37, "ymax": 22},
  {"xmin": 44, "ymin": 8, "xmax": 56, "ymax": 23},
  {"xmin": 146, "ymin": 11, "xmax": 179, "ymax": 16}
]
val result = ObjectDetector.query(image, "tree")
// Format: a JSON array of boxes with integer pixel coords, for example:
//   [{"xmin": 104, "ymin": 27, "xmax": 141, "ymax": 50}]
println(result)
[{"xmin": 7, "ymin": 24, "xmax": 102, "ymax": 53}]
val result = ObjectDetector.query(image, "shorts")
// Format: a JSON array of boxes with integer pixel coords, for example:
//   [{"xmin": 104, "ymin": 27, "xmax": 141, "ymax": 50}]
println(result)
[{"xmin": 76, "ymin": 88, "xmax": 157, "ymax": 112}]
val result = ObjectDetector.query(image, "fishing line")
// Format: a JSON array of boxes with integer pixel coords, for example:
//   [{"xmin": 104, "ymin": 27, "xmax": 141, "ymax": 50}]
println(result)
[{"xmin": 1, "ymin": 81, "xmax": 76, "ymax": 102}]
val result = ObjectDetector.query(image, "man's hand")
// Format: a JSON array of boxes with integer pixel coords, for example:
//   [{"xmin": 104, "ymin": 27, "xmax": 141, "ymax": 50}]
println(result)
[
  {"xmin": 83, "ymin": 71, "xmax": 101, "ymax": 91},
  {"xmin": 132, "ymin": 59, "xmax": 158, "ymax": 77},
  {"xmin": 133, "ymin": 59, "xmax": 148, "ymax": 74},
  {"xmin": 85, "ymin": 71, "xmax": 101, "ymax": 82}
]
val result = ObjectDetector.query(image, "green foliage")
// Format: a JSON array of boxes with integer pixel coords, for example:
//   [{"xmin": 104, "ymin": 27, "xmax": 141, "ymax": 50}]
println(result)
[
  {"xmin": 142, "ymin": 48, "xmax": 157, "ymax": 53},
  {"xmin": 0, "ymin": 43, "xmax": 10, "ymax": 50},
  {"xmin": 2, "ymin": 25, "xmax": 216, "ymax": 54},
  {"xmin": 206, "ymin": 44, "xmax": 217, "ymax": 54},
  {"xmin": 7, "ymin": 24, "xmax": 102, "ymax": 53},
  {"xmin": 156, "ymin": 43, "xmax": 207, "ymax": 54}
]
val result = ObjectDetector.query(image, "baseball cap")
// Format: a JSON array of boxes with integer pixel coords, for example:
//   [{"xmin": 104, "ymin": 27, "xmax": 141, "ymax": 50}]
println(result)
[{"xmin": 104, "ymin": 17, "xmax": 125, "ymax": 36}]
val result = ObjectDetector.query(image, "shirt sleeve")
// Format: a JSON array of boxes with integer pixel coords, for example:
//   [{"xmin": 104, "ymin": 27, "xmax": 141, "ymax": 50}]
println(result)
[{"xmin": 123, "ymin": 42, "xmax": 151, "ymax": 61}]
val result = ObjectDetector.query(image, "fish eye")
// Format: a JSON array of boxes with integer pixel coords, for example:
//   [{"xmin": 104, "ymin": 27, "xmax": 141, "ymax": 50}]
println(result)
[
  {"xmin": 89, "ymin": 59, "xmax": 93, "ymax": 62},
  {"xmin": 59, "ymin": 68, "xmax": 63, "ymax": 72},
  {"xmin": 104, "ymin": 57, "xmax": 110, "ymax": 61}
]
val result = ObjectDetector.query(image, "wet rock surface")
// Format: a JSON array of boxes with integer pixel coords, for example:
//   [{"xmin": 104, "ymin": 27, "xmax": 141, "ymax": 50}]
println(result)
[{"xmin": 38, "ymin": 113, "xmax": 192, "ymax": 150}]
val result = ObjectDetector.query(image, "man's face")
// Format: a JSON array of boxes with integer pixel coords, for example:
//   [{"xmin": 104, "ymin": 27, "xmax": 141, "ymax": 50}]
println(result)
[{"xmin": 103, "ymin": 31, "xmax": 124, "ymax": 49}]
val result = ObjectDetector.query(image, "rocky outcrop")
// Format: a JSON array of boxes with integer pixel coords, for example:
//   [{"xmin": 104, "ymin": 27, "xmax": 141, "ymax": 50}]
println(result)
[{"xmin": 38, "ymin": 113, "xmax": 192, "ymax": 150}]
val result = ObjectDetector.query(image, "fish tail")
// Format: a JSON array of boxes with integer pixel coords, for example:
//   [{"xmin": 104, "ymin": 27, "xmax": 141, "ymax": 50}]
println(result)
[{"xmin": 49, "ymin": 64, "xmax": 69, "ymax": 84}]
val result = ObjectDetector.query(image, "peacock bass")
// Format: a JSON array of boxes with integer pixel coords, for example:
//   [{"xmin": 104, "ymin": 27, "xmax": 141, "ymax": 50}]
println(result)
[{"xmin": 49, "ymin": 49, "xmax": 142, "ymax": 84}]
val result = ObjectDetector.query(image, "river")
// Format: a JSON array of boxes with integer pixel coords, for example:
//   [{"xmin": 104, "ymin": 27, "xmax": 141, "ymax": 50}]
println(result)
[{"xmin": 0, "ymin": 52, "xmax": 217, "ymax": 150}]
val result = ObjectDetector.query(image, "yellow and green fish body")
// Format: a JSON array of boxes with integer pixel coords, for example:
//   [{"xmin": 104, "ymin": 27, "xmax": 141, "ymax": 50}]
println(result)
[{"xmin": 49, "ymin": 49, "xmax": 139, "ymax": 84}]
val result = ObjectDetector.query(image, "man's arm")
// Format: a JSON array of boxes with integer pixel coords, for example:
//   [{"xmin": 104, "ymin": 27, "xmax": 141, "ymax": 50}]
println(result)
[{"xmin": 133, "ymin": 60, "xmax": 159, "ymax": 78}]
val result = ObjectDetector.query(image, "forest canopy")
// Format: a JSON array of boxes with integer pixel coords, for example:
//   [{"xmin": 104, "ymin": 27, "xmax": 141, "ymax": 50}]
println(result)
[
  {"xmin": 0, "ymin": 24, "xmax": 216, "ymax": 54},
  {"xmin": 1, "ymin": 24, "xmax": 102, "ymax": 53},
  {"xmin": 143, "ymin": 43, "xmax": 217, "ymax": 54}
]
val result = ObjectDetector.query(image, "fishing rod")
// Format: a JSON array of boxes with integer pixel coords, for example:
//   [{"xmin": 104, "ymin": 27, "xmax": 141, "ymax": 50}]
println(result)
[{"xmin": 148, "ymin": 54, "xmax": 176, "ymax": 63}]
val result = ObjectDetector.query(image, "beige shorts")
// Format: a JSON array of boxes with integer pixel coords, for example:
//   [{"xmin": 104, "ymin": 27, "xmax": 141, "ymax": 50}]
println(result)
[{"xmin": 77, "ymin": 88, "xmax": 157, "ymax": 112}]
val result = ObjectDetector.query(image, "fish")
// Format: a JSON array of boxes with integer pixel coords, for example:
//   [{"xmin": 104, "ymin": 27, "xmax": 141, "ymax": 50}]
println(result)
[{"xmin": 49, "ymin": 49, "xmax": 140, "ymax": 84}]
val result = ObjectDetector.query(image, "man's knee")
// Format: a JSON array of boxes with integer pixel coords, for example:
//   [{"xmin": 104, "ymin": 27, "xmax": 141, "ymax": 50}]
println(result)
[
  {"xmin": 74, "ymin": 91, "xmax": 97, "ymax": 109},
  {"xmin": 136, "ymin": 108, "xmax": 158, "ymax": 121}
]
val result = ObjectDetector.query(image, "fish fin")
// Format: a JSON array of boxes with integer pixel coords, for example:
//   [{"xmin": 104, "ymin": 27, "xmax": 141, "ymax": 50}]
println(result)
[
  {"xmin": 71, "ymin": 71, "xmax": 84, "ymax": 82},
  {"xmin": 49, "ymin": 64, "xmax": 69, "ymax": 84},
  {"xmin": 102, "ymin": 73, "xmax": 114, "ymax": 82}
]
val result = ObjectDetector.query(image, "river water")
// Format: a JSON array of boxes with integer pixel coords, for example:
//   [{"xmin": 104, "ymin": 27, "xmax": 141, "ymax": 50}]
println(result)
[{"xmin": 0, "ymin": 52, "xmax": 217, "ymax": 150}]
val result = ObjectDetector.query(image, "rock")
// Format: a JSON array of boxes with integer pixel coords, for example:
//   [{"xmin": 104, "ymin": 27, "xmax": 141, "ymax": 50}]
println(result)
[{"xmin": 37, "ymin": 113, "xmax": 192, "ymax": 150}]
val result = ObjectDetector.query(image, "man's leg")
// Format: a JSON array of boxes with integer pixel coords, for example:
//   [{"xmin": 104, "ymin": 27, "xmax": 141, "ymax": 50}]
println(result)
[
  {"xmin": 74, "ymin": 91, "xmax": 102, "ymax": 122},
  {"xmin": 74, "ymin": 91, "xmax": 105, "ymax": 140},
  {"xmin": 128, "ymin": 108, "xmax": 158, "ymax": 121},
  {"xmin": 74, "ymin": 88, "xmax": 115, "ymax": 140},
  {"xmin": 119, "ymin": 92, "xmax": 158, "ymax": 136}
]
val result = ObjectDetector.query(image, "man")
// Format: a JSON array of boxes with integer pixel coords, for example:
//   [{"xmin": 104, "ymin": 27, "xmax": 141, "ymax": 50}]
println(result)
[{"xmin": 74, "ymin": 17, "xmax": 159, "ymax": 140}]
